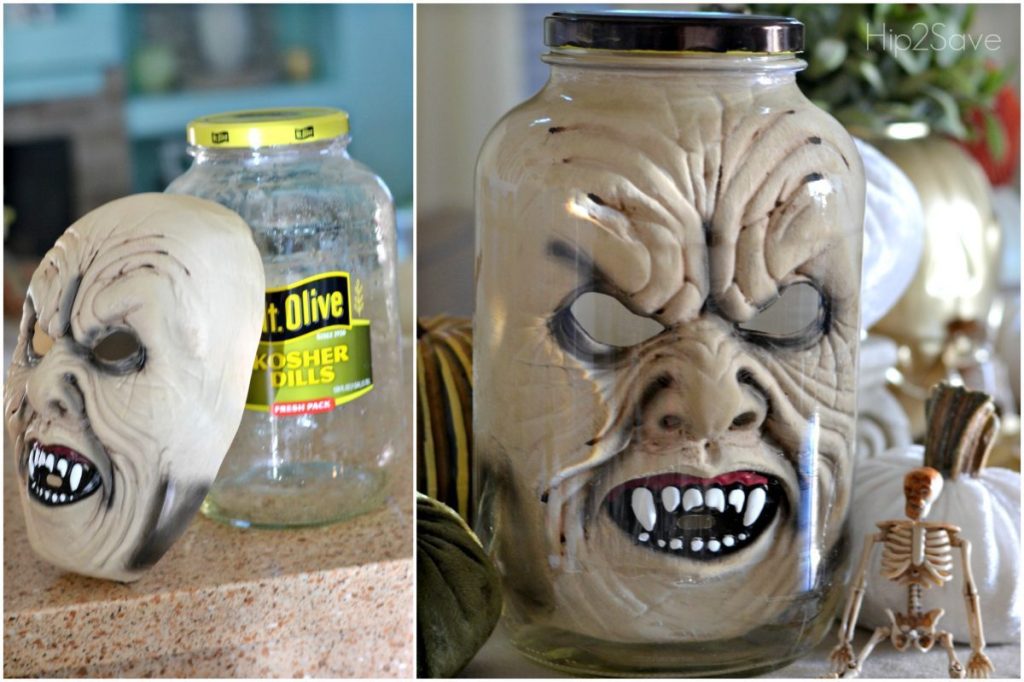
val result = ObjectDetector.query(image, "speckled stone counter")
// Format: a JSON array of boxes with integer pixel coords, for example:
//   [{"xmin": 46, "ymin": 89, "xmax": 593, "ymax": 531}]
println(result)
[{"xmin": 4, "ymin": 444, "xmax": 413, "ymax": 678}]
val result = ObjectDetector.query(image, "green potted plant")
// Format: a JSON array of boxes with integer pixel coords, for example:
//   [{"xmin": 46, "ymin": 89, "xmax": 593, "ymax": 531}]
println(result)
[{"xmin": 751, "ymin": 4, "xmax": 1010, "ymax": 149}]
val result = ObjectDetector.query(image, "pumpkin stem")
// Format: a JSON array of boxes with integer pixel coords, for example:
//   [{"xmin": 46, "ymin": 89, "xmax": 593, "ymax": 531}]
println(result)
[{"xmin": 923, "ymin": 383, "xmax": 1000, "ymax": 479}]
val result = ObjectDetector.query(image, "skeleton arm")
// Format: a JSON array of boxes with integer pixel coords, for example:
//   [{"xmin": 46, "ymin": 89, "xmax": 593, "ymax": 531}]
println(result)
[
  {"xmin": 830, "ymin": 531, "xmax": 883, "ymax": 669},
  {"xmin": 951, "ymin": 533, "xmax": 993, "ymax": 677}
]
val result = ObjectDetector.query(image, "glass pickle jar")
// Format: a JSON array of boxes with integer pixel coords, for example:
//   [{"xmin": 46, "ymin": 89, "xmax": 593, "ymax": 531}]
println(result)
[
  {"xmin": 167, "ymin": 107, "xmax": 402, "ymax": 528},
  {"xmin": 474, "ymin": 12, "xmax": 865, "ymax": 676}
]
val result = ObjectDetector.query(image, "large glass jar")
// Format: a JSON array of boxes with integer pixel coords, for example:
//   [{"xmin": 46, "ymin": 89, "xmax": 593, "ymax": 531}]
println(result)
[
  {"xmin": 167, "ymin": 108, "xmax": 402, "ymax": 528},
  {"xmin": 474, "ymin": 12, "xmax": 865, "ymax": 676}
]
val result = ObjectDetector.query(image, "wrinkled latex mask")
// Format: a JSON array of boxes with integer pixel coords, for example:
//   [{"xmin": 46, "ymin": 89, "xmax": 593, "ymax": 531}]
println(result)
[
  {"xmin": 4, "ymin": 193, "xmax": 264, "ymax": 582},
  {"xmin": 477, "ymin": 83, "xmax": 865, "ymax": 641}
]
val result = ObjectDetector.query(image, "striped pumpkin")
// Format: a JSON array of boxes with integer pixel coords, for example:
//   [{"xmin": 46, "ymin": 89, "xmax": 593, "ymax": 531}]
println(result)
[{"xmin": 417, "ymin": 315, "xmax": 473, "ymax": 521}]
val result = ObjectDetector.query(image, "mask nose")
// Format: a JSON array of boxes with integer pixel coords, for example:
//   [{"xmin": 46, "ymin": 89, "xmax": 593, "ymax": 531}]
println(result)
[
  {"xmin": 636, "ymin": 338, "xmax": 766, "ymax": 448},
  {"xmin": 26, "ymin": 342, "xmax": 85, "ymax": 421}
]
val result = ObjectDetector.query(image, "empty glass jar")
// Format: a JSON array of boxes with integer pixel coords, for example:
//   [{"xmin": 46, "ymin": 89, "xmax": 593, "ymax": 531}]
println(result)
[
  {"xmin": 168, "ymin": 107, "xmax": 403, "ymax": 528},
  {"xmin": 474, "ymin": 12, "xmax": 865, "ymax": 676}
]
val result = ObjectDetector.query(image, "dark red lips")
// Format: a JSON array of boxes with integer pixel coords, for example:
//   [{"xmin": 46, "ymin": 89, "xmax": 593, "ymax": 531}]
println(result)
[
  {"xmin": 606, "ymin": 470, "xmax": 770, "ymax": 502},
  {"xmin": 25, "ymin": 440, "xmax": 101, "ymax": 506}
]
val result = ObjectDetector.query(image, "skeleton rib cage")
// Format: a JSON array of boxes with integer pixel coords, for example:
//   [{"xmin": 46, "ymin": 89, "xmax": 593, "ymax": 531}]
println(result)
[{"xmin": 878, "ymin": 520, "xmax": 958, "ymax": 588}]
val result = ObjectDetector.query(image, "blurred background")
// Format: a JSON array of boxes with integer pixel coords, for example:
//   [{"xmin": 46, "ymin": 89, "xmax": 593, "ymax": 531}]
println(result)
[{"xmin": 4, "ymin": 3, "xmax": 413, "ymax": 331}]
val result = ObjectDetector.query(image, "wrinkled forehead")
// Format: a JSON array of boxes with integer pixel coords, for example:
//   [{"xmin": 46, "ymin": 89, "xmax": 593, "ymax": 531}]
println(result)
[
  {"xmin": 515, "ymin": 88, "xmax": 860, "ymax": 322},
  {"xmin": 29, "ymin": 203, "xmax": 208, "ymax": 336}
]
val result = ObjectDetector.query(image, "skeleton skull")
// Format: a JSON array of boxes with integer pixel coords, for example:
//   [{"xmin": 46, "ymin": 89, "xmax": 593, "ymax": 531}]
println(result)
[
  {"xmin": 477, "ymin": 68, "xmax": 864, "ymax": 642},
  {"xmin": 903, "ymin": 467, "xmax": 943, "ymax": 521},
  {"xmin": 4, "ymin": 194, "xmax": 264, "ymax": 582}
]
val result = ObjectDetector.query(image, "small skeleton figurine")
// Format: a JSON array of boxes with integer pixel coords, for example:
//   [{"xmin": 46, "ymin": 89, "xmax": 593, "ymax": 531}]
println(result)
[{"xmin": 829, "ymin": 387, "xmax": 996, "ymax": 678}]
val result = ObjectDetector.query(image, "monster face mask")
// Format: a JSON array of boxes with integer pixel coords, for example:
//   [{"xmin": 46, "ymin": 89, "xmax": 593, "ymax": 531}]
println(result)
[
  {"xmin": 4, "ymin": 193, "xmax": 264, "ymax": 582},
  {"xmin": 476, "ymin": 64, "xmax": 865, "ymax": 643}
]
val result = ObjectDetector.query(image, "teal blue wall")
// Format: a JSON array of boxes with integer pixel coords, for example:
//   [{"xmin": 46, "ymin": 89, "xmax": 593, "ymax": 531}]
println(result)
[
  {"xmin": 3, "ymin": 4, "xmax": 413, "ymax": 204},
  {"xmin": 337, "ymin": 4, "xmax": 413, "ymax": 205},
  {"xmin": 3, "ymin": 5, "xmax": 123, "ymax": 103}
]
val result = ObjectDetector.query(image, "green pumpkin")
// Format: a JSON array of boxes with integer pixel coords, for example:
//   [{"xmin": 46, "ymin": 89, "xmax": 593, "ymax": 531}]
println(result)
[
  {"xmin": 417, "ymin": 315, "xmax": 474, "ymax": 521},
  {"xmin": 417, "ymin": 493, "xmax": 502, "ymax": 678}
]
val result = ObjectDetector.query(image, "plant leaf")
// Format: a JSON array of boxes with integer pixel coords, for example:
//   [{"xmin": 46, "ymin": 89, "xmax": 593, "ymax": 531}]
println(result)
[
  {"xmin": 923, "ymin": 85, "xmax": 967, "ymax": 138},
  {"xmin": 809, "ymin": 37, "xmax": 848, "ymax": 76},
  {"xmin": 886, "ymin": 35, "xmax": 928, "ymax": 76},
  {"xmin": 983, "ymin": 108, "xmax": 1007, "ymax": 160},
  {"xmin": 933, "ymin": 19, "xmax": 960, "ymax": 69},
  {"xmin": 858, "ymin": 60, "xmax": 886, "ymax": 96},
  {"xmin": 979, "ymin": 68, "xmax": 1007, "ymax": 99},
  {"xmin": 963, "ymin": 4, "xmax": 977, "ymax": 32}
]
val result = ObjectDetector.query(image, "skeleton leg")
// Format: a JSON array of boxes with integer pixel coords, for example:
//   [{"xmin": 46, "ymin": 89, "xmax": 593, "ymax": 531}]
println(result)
[
  {"xmin": 839, "ymin": 626, "xmax": 890, "ymax": 678},
  {"xmin": 952, "ymin": 537, "xmax": 993, "ymax": 677},
  {"xmin": 937, "ymin": 631, "xmax": 965, "ymax": 679}
]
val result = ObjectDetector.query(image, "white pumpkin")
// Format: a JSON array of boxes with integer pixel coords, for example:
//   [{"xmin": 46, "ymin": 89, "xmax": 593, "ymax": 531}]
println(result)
[
  {"xmin": 872, "ymin": 137, "xmax": 1001, "ymax": 344},
  {"xmin": 854, "ymin": 137, "xmax": 926, "ymax": 329},
  {"xmin": 850, "ymin": 446, "xmax": 1021, "ymax": 643}
]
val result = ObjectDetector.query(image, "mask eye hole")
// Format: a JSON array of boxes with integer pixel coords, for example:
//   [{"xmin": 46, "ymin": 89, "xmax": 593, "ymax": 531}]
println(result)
[
  {"xmin": 570, "ymin": 292, "xmax": 665, "ymax": 348},
  {"xmin": 92, "ymin": 329, "xmax": 145, "ymax": 373},
  {"xmin": 736, "ymin": 281, "xmax": 828, "ymax": 349},
  {"xmin": 29, "ymin": 321, "xmax": 54, "ymax": 362},
  {"xmin": 551, "ymin": 290, "xmax": 665, "ymax": 365}
]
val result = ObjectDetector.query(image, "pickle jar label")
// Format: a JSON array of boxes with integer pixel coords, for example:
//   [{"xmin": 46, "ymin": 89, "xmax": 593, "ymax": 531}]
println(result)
[{"xmin": 246, "ymin": 271, "xmax": 373, "ymax": 416}]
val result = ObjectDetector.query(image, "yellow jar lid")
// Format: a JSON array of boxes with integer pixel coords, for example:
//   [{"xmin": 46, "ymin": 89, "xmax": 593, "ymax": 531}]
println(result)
[{"xmin": 186, "ymin": 107, "xmax": 349, "ymax": 148}]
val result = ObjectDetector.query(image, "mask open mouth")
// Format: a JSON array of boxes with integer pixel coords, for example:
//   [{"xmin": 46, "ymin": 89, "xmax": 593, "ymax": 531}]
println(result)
[
  {"xmin": 605, "ymin": 471, "xmax": 783, "ymax": 559},
  {"xmin": 25, "ymin": 441, "xmax": 101, "ymax": 506}
]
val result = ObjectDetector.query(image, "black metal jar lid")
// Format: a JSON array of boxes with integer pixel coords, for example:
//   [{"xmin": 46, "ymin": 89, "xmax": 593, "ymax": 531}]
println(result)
[{"xmin": 544, "ymin": 11, "xmax": 804, "ymax": 54}]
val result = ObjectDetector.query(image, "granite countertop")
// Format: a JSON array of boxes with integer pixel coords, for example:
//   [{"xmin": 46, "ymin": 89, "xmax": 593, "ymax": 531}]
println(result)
[{"xmin": 3, "ymin": 330, "xmax": 415, "ymax": 678}]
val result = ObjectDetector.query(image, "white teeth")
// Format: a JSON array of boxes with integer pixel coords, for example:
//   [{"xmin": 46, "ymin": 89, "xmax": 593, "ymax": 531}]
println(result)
[
  {"xmin": 45, "ymin": 454, "xmax": 55, "ymax": 472},
  {"xmin": 661, "ymin": 486, "xmax": 680, "ymax": 512},
  {"xmin": 44, "ymin": 490, "xmax": 51, "ymax": 501},
  {"xmin": 743, "ymin": 487, "xmax": 766, "ymax": 527},
  {"xmin": 70, "ymin": 464, "xmax": 83, "ymax": 492},
  {"xmin": 705, "ymin": 487, "xmax": 725, "ymax": 512},
  {"xmin": 631, "ymin": 488, "xmax": 657, "ymax": 532},
  {"xmin": 59, "ymin": 494, "xmax": 66, "ymax": 502},
  {"xmin": 620, "ymin": 480, "xmax": 773, "ymax": 555},
  {"xmin": 57, "ymin": 458, "xmax": 68, "ymax": 477}
]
